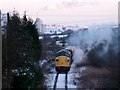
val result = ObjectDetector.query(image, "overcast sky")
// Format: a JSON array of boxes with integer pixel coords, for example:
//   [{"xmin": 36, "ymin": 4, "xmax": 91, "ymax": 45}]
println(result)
[{"xmin": 0, "ymin": 0, "xmax": 119, "ymax": 26}]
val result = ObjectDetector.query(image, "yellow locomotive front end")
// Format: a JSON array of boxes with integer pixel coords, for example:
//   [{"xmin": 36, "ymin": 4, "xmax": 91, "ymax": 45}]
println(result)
[{"xmin": 55, "ymin": 56, "xmax": 70, "ymax": 67}]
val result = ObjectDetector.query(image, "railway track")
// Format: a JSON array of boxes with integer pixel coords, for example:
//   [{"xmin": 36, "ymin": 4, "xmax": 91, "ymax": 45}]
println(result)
[{"xmin": 53, "ymin": 73, "xmax": 68, "ymax": 90}]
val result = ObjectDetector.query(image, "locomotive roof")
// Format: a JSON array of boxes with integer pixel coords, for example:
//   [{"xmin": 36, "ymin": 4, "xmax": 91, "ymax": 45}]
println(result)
[
  {"xmin": 57, "ymin": 49, "xmax": 69, "ymax": 53},
  {"xmin": 56, "ymin": 49, "xmax": 72, "ymax": 57}
]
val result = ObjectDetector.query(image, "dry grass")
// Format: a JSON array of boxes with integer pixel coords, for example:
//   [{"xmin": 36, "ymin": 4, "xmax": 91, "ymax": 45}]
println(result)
[
  {"xmin": 79, "ymin": 66, "xmax": 111, "ymax": 80},
  {"xmin": 74, "ymin": 66, "xmax": 118, "ymax": 88}
]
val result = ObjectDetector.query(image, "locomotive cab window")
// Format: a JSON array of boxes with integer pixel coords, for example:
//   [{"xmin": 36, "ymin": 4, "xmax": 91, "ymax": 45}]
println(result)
[{"xmin": 56, "ymin": 51, "xmax": 70, "ymax": 57}]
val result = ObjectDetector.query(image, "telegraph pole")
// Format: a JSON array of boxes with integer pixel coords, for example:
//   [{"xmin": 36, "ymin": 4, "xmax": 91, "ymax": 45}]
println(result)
[
  {"xmin": 0, "ymin": 9, "xmax": 2, "ymax": 90},
  {"xmin": 0, "ymin": 10, "xmax": 1, "ymax": 34}
]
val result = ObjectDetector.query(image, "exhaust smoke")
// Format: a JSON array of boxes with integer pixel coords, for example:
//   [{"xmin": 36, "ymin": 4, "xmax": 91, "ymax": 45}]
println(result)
[{"xmin": 66, "ymin": 23, "xmax": 118, "ymax": 67}]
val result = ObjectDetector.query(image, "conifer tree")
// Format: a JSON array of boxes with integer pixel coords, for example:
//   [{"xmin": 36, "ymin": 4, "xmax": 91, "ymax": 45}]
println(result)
[{"xmin": 2, "ymin": 11, "xmax": 44, "ymax": 89}]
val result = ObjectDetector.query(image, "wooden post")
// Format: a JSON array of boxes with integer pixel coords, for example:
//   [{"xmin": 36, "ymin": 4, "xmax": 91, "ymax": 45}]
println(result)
[{"xmin": 0, "ymin": 9, "xmax": 2, "ymax": 90}]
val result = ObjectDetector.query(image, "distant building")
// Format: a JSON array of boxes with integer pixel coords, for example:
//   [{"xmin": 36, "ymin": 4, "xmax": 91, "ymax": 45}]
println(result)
[
  {"xmin": 34, "ymin": 18, "xmax": 44, "ymax": 35},
  {"xmin": 1, "ymin": 12, "xmax": 8, "ymax": 35}
]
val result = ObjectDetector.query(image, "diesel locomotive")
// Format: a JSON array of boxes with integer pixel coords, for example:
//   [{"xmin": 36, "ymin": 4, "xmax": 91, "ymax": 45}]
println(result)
[{"xmin": 55, "ymin": 49, "xmax": 73, "ymax": 74}]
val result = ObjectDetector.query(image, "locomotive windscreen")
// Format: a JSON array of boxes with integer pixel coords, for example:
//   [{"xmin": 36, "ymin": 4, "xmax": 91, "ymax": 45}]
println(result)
[{"xmin": 56, "ymin": 50, "xmax": 71, "ymax": 57}]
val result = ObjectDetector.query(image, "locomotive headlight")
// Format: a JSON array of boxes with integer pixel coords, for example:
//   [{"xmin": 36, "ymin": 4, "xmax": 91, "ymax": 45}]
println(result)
[
  {"xmin": 56, "ymin": 59, "xmax": 59, "ymax": 61},
  {"xmin": 66, "ymin": 57, "xmax": 70, "ymax": 62},
  {"xmin": 56, "ymin": 58, "xmax": 59, "ymax": 61}
]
